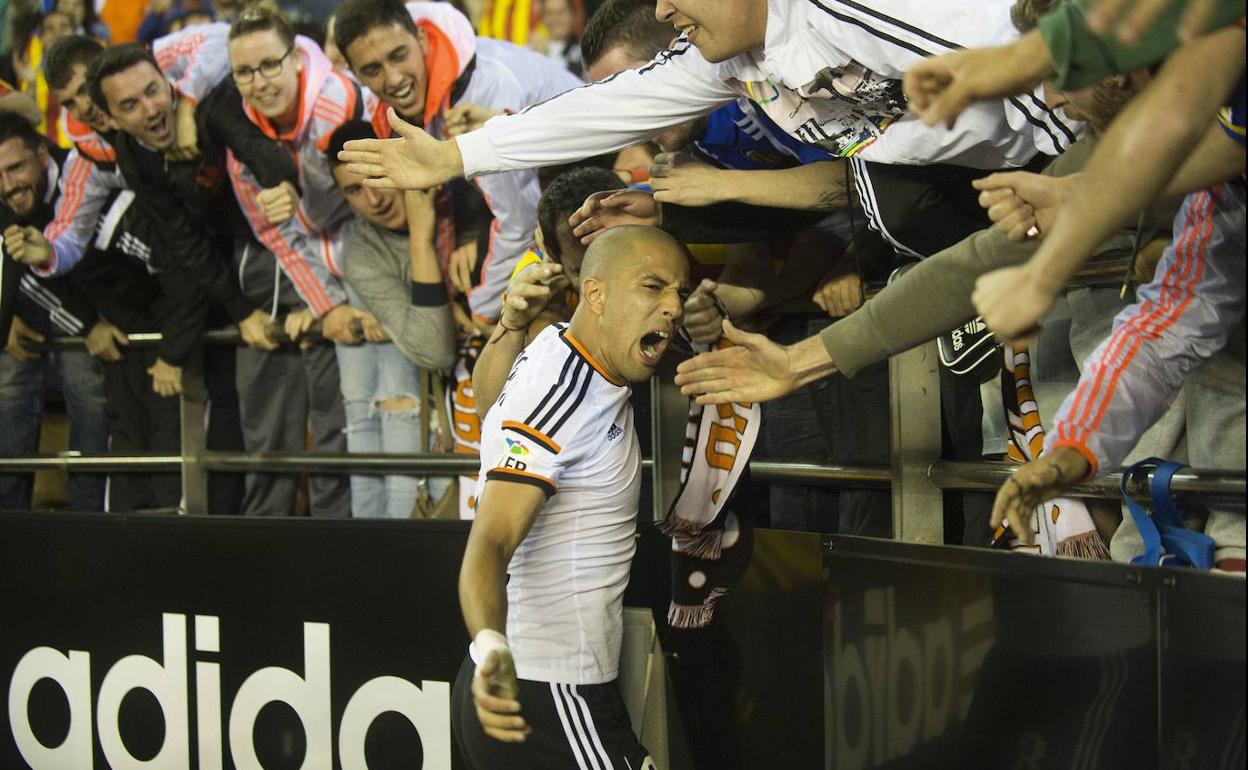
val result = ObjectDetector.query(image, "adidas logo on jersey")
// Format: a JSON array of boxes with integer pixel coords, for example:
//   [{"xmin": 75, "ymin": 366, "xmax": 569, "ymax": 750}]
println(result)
[{"xmin": 607, "ymin": 423, "xmax": 623, "ymax": 441}]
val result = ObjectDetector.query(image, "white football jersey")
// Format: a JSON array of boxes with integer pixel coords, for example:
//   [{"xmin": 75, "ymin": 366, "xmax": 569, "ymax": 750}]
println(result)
[{"xmin": 475, "ymin": 323, "xmax": 641, "ymax": 685}]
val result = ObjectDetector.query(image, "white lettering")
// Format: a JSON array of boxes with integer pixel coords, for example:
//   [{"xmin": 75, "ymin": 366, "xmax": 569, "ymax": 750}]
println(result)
[
  {"xmin": 96, "ymin": 612, "xmax": 189, "ymax": 769},
  {"xmin": 7, "ymin": 615, "xmax": 453, "ymax": 769},
  {"xmin": 195, "ymin": 615, "xmax": 223, "ymax": 770},
  {"xmin": 8, "ymin": 647, "xmax": 93, "ymax": 769},
  {"xmin": 339, "ymin": 677, "xmax": 451, "ymax": 769},
  {"xmin": 228, "ymin": 622, "xmax": 332, "ymax": 770}
]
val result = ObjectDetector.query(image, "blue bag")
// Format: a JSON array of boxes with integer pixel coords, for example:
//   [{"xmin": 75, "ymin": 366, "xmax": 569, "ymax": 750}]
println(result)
[{"xmin": 1122, "ymin": 458, "xmax": 1215, "ymax": 569}]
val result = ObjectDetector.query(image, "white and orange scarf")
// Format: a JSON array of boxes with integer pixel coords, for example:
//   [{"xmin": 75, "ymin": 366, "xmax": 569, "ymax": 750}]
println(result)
[
  {"xmin": 657, "ymin": 339, "xmax": 762, "ymax": 628},
  {"xmin": 998, "ymin": 346, "xmax": 1109, "ymax": 559},
  {"xmin": 447, "ymin": 335, "xmax": 485, "ymax": 519}
]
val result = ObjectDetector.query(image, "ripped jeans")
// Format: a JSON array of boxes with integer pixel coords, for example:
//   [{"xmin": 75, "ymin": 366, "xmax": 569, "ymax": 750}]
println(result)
[{"xmin": 335, "ymin": 340, "xmax": 450, "ymax": 518}]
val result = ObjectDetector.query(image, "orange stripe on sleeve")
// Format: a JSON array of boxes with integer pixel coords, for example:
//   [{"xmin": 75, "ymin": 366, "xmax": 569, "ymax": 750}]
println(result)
[
  {"xmin": 1064, "ymin": 193, "xmax": 1208, "ymax": 436},
  {"xmin": 501, "ymin": 421, "xmax": 562, "ymax": 453},
  {"xmin": 227, "ymin": 154, "xmax": 335, "ymax": 316},
  {"xmin": 485, "ymin": 467, "xmax": 556, "ymax": 497},
  {"xmin": 1074, "ymin": 193, "xmax": 1215, "ymax": 447}
]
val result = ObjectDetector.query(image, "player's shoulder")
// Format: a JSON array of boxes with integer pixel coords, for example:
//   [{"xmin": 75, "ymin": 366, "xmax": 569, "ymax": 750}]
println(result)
[
  {"xmin": 492, "ymin": 323, "xmax": 623, "ymax": 440},
  {"xmin": 501, "ymin": 322, "xmax": 575, "ymax": 393},
  {"xmin": 512, "ymin": 323, "xmax": 625, "ymax": 389}
]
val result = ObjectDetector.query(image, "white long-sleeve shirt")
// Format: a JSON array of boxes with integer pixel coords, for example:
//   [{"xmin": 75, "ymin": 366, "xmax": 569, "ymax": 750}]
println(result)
[{"xmin": 457, "ymin": 0, "xmax": 1078, "ymax": 175}]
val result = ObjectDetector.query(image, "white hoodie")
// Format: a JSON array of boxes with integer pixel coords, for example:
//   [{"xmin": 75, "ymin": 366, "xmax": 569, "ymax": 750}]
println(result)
[{"xmin": 372, "ymin": 2, "xmax": 582, "ymax": 323}]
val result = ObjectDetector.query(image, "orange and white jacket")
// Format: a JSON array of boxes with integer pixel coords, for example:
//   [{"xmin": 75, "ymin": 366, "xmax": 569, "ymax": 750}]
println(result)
[
  {"xmin": 368, "ymin": 2, "xmax": 581, "ymax": 323},
  {"xmin": 227, "ymin": 36, "xmax": 379, "ymax": 317}
]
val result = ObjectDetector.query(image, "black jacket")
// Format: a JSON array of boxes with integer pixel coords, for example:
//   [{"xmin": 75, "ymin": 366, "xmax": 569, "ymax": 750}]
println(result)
[
  {"xmin": 76, "ymin": 188, "xmax": 215, "ymax": 366},
  {"xmin": 111, "ymin": 78, "xmax": 298, "ymax": 325}
]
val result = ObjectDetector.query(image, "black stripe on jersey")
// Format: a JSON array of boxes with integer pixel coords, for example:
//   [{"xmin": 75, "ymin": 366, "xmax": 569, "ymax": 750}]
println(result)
[
  {"xmin": 637, "ymin": 41, "xmax": 693, "ymax": 76},
  {"xmin": 532, "ymin": 358, "xmax": 588, "ymax": 435},
  {"xmin": 525, "ymin": 352, "xmax": 578, "ymax": 425},
  {"xmin": 545, "ymin": 364, "xmax": 593, "ymax": 438},
  {"xmin": 806, "ymin": 0, "xmax": 929, "ymax": 58},
  {"xmin": 485, "ymin": 468, "xmax": 556, "ymax": 498},
  {"xmin": 820, "ymin": 0, "xmax": 963, "ymax": 52},
  {"xmin": 1006, "ymin": 96, "xmax": 1064, "ymax": 154},
  {"xmin": 1025, "ymin": 92, "xmax": 1077, "ymax": 145}
]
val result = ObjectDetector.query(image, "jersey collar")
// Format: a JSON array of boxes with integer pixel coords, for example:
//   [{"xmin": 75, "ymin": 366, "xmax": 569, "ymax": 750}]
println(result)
[{"xmin": 561, "ymin": 329, "xmax": 626, "ymax": 388}]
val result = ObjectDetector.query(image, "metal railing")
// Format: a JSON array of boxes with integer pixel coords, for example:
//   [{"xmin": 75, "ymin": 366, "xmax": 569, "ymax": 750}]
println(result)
[
  {"xmin": 6, "ymin": 256, "xmax": 1244, "ymax": 534},
  {"xmin": 928, "ymin": 460, "xmax": 1247, "ymax": 503},
  {"xmin": 3, "ymin": 450, "xmax": 1241, "ymax": 502}
]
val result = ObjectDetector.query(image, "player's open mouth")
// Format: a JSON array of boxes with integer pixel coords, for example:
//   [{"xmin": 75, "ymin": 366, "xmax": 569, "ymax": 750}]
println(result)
[
  {"xmin": 639, "ymin": 329, "xmax": 671, "ymax": 366},
  {"xmin": 680, "ymin": 23, "xmax": 700, "ymax": 42}
]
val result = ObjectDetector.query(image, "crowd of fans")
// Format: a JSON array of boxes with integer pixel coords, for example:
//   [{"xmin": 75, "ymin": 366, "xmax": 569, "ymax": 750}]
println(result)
[{"xmin": 0, "ymin": 0, "xmax": 1242, "ymax": 571}]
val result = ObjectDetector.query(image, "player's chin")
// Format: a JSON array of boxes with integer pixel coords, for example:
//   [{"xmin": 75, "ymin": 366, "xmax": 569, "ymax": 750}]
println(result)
[
  {"xmin": 623, "ymin": 349, "xmax": 664, "ymax": 382},
  {"xmin": 618, "ymin": 360, "xmax": 658, "ymax": 384}
]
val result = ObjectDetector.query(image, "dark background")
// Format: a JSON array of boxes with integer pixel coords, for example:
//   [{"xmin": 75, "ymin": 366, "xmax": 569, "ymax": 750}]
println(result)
[{"xmin": 2, "ymin": 512, "xmax": 1243, "ymax": 769}]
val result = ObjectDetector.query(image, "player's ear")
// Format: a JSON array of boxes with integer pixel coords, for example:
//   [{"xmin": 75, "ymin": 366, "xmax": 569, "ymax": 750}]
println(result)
[{"xmin": 580, "ymin": 276, "xmax": 607, "ymax": 316}]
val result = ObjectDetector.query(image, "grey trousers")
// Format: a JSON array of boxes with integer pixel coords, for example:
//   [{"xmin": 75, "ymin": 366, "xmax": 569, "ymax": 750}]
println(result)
[{"xmin": 236, "ymin": 342, "xmax": 351, "ymax": 518}]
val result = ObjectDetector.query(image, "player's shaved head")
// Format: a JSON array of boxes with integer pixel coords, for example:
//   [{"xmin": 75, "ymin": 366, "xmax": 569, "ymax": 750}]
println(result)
[
  {"xmin": 581, "ymin": 225, "xmax": 686, "ymax": 282},
  {"xmin": 570, "ymin": 225, "xmax": 689, "ymax": 383}
]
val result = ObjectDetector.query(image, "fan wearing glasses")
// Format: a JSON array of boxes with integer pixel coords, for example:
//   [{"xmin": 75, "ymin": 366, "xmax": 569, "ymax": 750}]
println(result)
[
  {"xmin": 229, "ymin": 6, "xmax": 430, "ymax": 520},
  {"xmin": 225, "ymin": 6, "xmax": 380, "ymax": 346}
]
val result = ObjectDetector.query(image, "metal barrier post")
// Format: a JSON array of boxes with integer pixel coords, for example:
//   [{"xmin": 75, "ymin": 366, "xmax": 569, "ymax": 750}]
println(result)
[
  {"xmin": 179, "ymin": 351, "xmax": 208, "ymax": 515},
  {"xmin": 650, "ymin": 366, "xmax": 687, "ymax": 520},
  {"xmin": 888, "ymin": 341, "xmax": 943, "ymax": 543}
]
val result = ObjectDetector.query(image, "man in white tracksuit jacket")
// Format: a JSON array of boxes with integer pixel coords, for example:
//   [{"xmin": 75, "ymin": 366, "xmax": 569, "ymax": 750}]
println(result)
[{"xmin": 340, "ymin": 0, "xmax": 1080, "ymax": 258}]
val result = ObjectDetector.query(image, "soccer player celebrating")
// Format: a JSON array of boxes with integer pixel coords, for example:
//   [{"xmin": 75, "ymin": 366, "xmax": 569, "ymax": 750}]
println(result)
[{"xmin": 453, "ymin": 225, "xmax": 687, "ymax": 769}]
